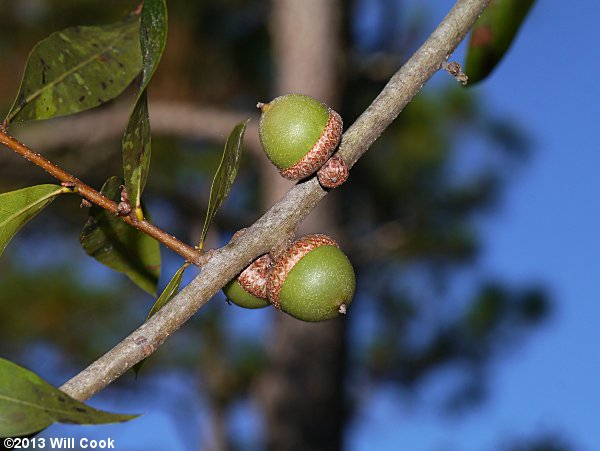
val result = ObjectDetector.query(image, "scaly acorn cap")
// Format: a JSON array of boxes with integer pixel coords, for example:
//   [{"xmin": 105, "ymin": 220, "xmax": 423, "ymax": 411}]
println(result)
[
  {"xmin": 223, "ymin": 229, "xmax": 271, "ymax": 309},
  {"xmin": 317, "ymin": 155, "xmax": 349, "ymax": 189},
  {"xmin": 266, "ymin": 234, "xmax": 355, "ymax": 322},
  {"xmin": 223, "ymin": 254, "xmax": 271, "ymax": 309},
  {"xmin": 237, "ymin": 254, "xmax": 270, "ymax": 299},
  {"xmin": 257, "ymin": 94, "xmax": 343, "ymax": 180}
]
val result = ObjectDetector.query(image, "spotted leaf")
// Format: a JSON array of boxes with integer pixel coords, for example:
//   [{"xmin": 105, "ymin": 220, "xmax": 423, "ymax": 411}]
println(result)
[{"xmin": 4, "ymin": 15, "xmax": 142, "ymax": 126}]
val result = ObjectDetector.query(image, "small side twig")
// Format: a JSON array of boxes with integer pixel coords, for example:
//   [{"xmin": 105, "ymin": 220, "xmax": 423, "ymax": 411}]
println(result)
[
  {"xmin": 441, "ymin": 60, "xmax": 469, "ymax": 85},
  {"xmin": 0, "ymin": 129, "xmax": 203, "ymax": 265}
]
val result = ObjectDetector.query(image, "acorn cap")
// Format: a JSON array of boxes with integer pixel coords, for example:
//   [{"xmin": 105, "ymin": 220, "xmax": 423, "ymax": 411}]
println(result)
[
  {"xmin": 267, "ymin": 234, "xmax": 355, "ymax": 322},
  {"xmin": 237, "ymin": 254, "xmax": 270, "ymax": 299},
  {"xmin": 223, "ymin": 254, "xmax": 271, "ymax": 309},
  {"xmin": 258, "ymin": 94, "xmax": 343, "ymax": 180},
  {"xmin": 317, "ymin": 155, "xmax": 349, "ymax": 188},
  {"xmin": 223, "ymin": 279, "xmax": 269, "ymax": 309}
]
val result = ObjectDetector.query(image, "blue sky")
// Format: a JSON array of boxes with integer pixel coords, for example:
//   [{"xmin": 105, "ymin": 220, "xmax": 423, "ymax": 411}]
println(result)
[
  {"xmin": 349, "ymin": 1, "xmax": 600, "ymax": 449},
  {"xmin": 30, "ymin": 1, "xmax": 600, "ymax": 449}
]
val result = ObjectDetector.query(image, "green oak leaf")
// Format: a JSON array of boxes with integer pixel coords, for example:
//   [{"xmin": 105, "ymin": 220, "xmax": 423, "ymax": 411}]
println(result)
[
  {"xmin": 122, "ymin": 90, "xmax": 151, "ymax": 218},
  {"xmin": 199, "ymin": 120, "xmax": 249, "ymax": 249},
  {"xmin": 123, "ymin": 0, "xmax": 168, "ymax": 218},
  {"xmin": 133, "ymin": 262, "xmax": 188, "ymax": 375},
  {"xmin": 80, "ymin": 176, "xmax": 160, "ymax": 295},
  {"xmin": 139, "ymin": 0, "xmax": 168, "ymax": 92},
  {"xmin": 145, "ymin": 264, "xmax": 187, "ymax": 320},
  {"xmin": 0, "ymin": 184, "xmax": 68, "ymax": 257},
  {"xmin": 0, "ymin": 357, "xmax": 138, "ymax": 438},
  {"xmin": 4, "ymin": 15, "xmax": 142, "ymax": 126},
  {"xmin": 464, "ymin": 0, "xmax": 536, "ymax": 85}
]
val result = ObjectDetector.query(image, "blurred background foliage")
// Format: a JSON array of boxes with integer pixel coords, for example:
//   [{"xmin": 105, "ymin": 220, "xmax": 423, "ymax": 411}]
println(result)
[{"xmin": 0, "ymin": 1, "xmax": 566, "ymax": 450}]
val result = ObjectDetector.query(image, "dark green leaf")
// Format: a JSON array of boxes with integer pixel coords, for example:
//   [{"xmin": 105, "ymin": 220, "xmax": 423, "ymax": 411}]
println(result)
[
  {"xmin": 133, "ymin": 263, "xmax": 188, "ymax": 375},
  {"xmin": 0, "ymin": 357, "xmax": 138, "ymax": 438},
  {"xmin": 139, "ymin": 0, "xmax": 168, "ymax": 92},
  {"xmin": 145, "ymin": 263, "xmax": 187, "ymax": 320},
  {"xmin": 4, "ymin": 15, "xmax": 142, "ymax": 126},
  {"xmin": 80, "ymin": 176, "xmax": 160, "ymax": 295},
  {"xmin": 122, "ymin": 90, "xmax": 150, "ymax": 215},
  {"xmin": 464, "ymin": 0, "xmax": 536, "ymax": 85},
  {"xmin": 0, "ymin": 185, "xmax": 67, "ymax": 256},
  {"xmin": 199, "ymin": 120, "xmax": 249, "ymax": 249},
  {"xmin": 122, "ymin": 0, "xmax": 167, "ymax": 216}
]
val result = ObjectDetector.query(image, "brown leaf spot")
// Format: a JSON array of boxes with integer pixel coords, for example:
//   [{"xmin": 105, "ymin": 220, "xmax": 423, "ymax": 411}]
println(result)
[{"xmin": 471, "ymin": 26, "xmax": 494, "ymax": 47}]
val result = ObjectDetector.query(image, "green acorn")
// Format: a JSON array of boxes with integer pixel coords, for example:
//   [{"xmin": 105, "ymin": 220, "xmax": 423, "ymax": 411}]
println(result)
[
  {"xmin": 267, "ymin": 234, "xmax": 355, "ymax": 322},
  {"xmin": 257, "ymin": 94, "xmax": 344, "ymax": 181},
  {"xmin": 223, "ymin": 254, "xmax": 271, "ymax": 309}
]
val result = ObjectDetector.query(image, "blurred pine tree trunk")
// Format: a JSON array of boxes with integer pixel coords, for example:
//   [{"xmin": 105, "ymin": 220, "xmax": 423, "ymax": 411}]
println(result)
[{"xmin": 257, "ymin": 1, "xmax": 348, "ymax": 450}]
